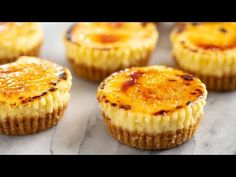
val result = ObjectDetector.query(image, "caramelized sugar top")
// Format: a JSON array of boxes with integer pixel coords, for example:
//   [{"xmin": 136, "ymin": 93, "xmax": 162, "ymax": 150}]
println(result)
[
  {"xmin": 67, "ymin": 22, "xmax": 157, "ymax": 49},
  {"xmin": 0, "ymin": 57, "xmax": 67, "ymax": 104},
  {"xmin": 97, "ymin": 66, "xmax": 206, "ymax": 115},
  {"xmin": 173, "ymin": 22, "xmax": 236, "ymax": 50}
]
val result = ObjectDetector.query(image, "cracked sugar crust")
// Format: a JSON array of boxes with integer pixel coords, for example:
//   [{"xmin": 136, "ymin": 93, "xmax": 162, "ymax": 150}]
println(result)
[
  {"xmin": 97, "ymin": 65, "xmax": 207, "ymax": 115},
  {"xmin": 0, "ymin": 56, "xmax": 71, "ymax": 106},
  {"xmin": 171, "ymin": 22, "xmax": 236, "ymax": 50},
  {"xmin": 66, "ymin": 22, "xmax": 157, "ymax": 50}
]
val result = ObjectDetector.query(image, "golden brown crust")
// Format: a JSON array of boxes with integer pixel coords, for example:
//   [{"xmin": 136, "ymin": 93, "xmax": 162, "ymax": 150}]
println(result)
[
  {"xmin": 67, "ymin": 55, "xmax": 150, "ymax": 81},
  {"xmin": 0, "ymin": 41, "xmax": 42, "ymax": 65},
  {"xmin": 0, "ymin": 57, "xmax": 69, "ymax": 105},
  {"xmin": 172, "ymin": 22, "xmax": 236, "ymax": 51},
  {"xmin": 103, "ymin": 113, "xmax": 202, "ymax": 150},
  {"xmin": 0, "ymin": 104, "xmax": 67, "ymax": 136},
  {"xmin": 66, "ymin": 22, "xmax": 157, "ymax": 49},
  {"xmin": 97, "ymin": 66, "xmax": 206, "ymax": 115}
]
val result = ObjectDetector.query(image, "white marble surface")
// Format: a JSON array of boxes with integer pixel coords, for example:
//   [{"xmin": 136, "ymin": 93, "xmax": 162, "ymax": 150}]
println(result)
[{"xmin": 0, "ymin": 22, "xmax": 236, "ymax": 154}]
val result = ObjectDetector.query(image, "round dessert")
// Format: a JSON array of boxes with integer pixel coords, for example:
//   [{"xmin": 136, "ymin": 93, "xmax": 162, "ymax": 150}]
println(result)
[
  {"xmin": 64, "ymin": 22, "xmax": 158, "ymax": 81},
  {"xmin": 0, "ymin": 56, "xmax": 72, "ymax": 135},
  {"xmin": 97, "ymin": 65, "xmax": 207, "ymax": 150},
  {"xmin": 0, "ymin": 22, "xmax": 43, "ymax": 64},
  {"xmin": 171, "ymin": 22, "xmax": 236, "ymax": 91}
]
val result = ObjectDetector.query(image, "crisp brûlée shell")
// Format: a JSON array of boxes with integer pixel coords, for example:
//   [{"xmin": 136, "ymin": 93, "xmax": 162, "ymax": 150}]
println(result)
[
  {"xmin": 64, "ymin": 22, "xmax": 158, "ymax": 81},
  {"xmin": 0, "ymin": 22, "xmax": 43, "ymax": 64},
  {"xmin": 0, "ymin": 56, "xmax": 72, "ymax": 135},
  {"xmin": 97, "ymin": 65, "xmax": 207, "ymax": 150},
  {"xmin": 171, "ymin": 22, "xmax": 236, "ymax": 91}
]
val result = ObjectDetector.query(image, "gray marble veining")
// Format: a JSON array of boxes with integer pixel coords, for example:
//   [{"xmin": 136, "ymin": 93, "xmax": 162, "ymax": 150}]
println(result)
[{"xmin": 0, "ymin": 23, "xmax": 235, "ymax": 154}]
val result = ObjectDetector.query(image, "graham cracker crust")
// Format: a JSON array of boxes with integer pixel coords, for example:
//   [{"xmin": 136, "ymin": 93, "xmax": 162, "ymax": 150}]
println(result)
[
  {"xmin": 103, "ymin": 113, "xmax": 202, "ymax": 150},
  {"xmin": 0, "ymin": 42, "xmax": 42, "ymax": 65},
  {"xmin": 67, "ymin": 57, "xmax": 150, "ymax": 82},
  {"xmin": 0, "ymin": 105, "xmax": 67, "ymax": 136}
]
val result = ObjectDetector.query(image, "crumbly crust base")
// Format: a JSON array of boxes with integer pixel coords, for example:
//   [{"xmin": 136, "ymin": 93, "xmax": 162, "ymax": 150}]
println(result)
[
  {"xmin": 0, "ymin": 104, "xmax": 67, "ymax": 136},
  {"xmin": 175, "ymin": 58, "xmax": 236, "ymax": 91},
  {"xmin": 103, "ymin": 113, "xmax": 202, "ymax": 150},
  {"xmin": 68, "ymin": 57, "xmax": 150, "ymax": 81}
]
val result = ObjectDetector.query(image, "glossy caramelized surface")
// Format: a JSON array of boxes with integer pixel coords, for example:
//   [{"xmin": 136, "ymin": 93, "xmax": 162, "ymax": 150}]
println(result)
[
  {"xmin": 172, "ymin": 22, "xmax": 236, "ymax": 50},
  {"xmin": 0, "ymin": 56, "xmax": 68, "ymax": 105},
  {"xmin": 97, "ymin": 66, "xmax": 206, "ymax": 115},
  {"xmin": 66, "ymin": 22, "xmax": 157, "ymax": 49}
]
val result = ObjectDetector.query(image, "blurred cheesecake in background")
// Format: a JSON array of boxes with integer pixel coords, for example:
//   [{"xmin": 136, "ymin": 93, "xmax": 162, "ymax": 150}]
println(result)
[
  {"xmin": 0, "ymin": 23, "xmax": 43, "ymax": 64},
  {"xmin": 171, "ymin": 22, "xmax": 236, "ymax": 91},
  {"xmin": 64, "ymin": 22, "xmax": 158, "ymax": 81}
]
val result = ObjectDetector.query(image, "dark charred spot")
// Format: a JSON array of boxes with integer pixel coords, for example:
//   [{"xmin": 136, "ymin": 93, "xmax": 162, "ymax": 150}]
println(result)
[
  {"xmin": 190, "ymin": 92, "xmax": 197, "ymax": 95},
  {"xmin": 32, "ymin": 91, "xmax": 47, "ymax": 100},
  {"xmin": 176, "ymin": 105, "xmax": 183, "ymax": 109},
  {"xmin": 58, "ymin": 72, "xmax": 67, "ymax": 80},
  {"xmin": 153, "ymin": 110, "xmax": 168, "ymax": 116},
  {"xmin": 49, "ymin": 87, "xmax": 57, "ymax": 92},
  {"xmin": 219, "ymin": 27, "xmax": 227, "ymax": 33},
  {"xmin": 50, "ymin": 81, "xmax": 57, "ymax": 86},
  {"xmin": 21, "ymin": 91, "xmax": 49, "ymax": 104},
  {"xmin": 104, "ymin": 99, "xmax": 109, "ymax": 103},
  {"xmin": 186, "ymin": 101, "xmax": 191, "ymax": 105},
  {"xmin": 195, "ymin": 88, "xmax": 203, "ymax": 94},
  {"xmin": 180, "ymin": 40, "xmax": 185, "ymax": 44},
  {"xmin": 21, "ymin": 100, "xmax": 27, "ymax": 104},
  {"xmin": 41, "ymin": 92, "xmax": 47, "ymax": 96},
  {"xmin": 168, "ymin": 79, "xmax": 177, "ymax": 82},
  {"xmin": 182, "ymin": 74, "xmax": 194, "ymax": 81},
  {"xmin": 111, "ymin": 103, "xmax": 117, "ymax": 107},
  {"xmin": 185, "ymin": 83, "xmax": 190, "ymax": 86},
  {"xmin": 119, "ymin": 104, "xmax": 131, "ymax": 110},
  {"xmin": 121, "ymin": 71, "xmax": 144, "ymax": 92}
]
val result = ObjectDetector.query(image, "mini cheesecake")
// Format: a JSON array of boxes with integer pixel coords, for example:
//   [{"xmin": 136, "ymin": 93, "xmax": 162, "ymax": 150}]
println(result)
[
  {"xmin": 171, "ymin": 22, "xmax": 236, "ymax": 91},
  {"xmin": 0, "ymin": 56, "xmax": 72, "ymax": 135},
  {"xmin": 97, "ymin": 66, "xmax": 207, "ymax": 150},
  {"xmin": 64, "ymin": 22, "xmax": 158, "ymax": 81},
  {"xmin": 0, "ymin": 22, "xmax": 43, "ymax": 64}
]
